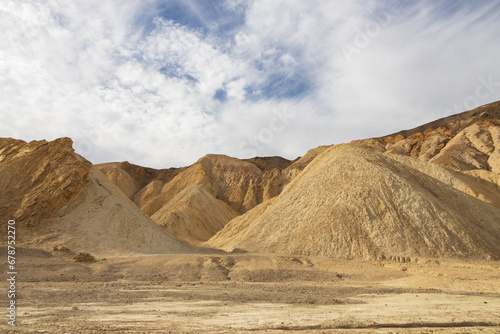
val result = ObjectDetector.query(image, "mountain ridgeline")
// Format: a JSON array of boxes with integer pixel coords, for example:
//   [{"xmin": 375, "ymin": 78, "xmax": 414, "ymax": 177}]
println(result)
[{"xmin": 1, "ymin": 101, "xmax": 499, "ymax": 259}]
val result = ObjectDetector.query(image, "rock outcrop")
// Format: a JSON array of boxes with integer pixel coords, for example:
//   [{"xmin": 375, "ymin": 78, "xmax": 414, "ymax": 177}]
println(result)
[
  {"xmin": 97, "ymin": 152, "xmax": 324, "ymax": 242},
  {"xmin": 352, "ymin": 101, "xmax": 500, "ymax": 187},
  {"xmin": 96, "ymin": 161, "xmax": 185, "ymax": 208},
  {"xmin": 207, "ymin": 145, "xmax": 500, "ymax": 260},
  {"xmin": 0, "ymin": 137, "xmax": 92, "ymax": 229},
  {"xmin": 151, "ymin": 185, "xmax": 238, "ymax": 244},
  {"xmin": 0, "ymin": 137, "xmax": 194, "ymax": 256}
]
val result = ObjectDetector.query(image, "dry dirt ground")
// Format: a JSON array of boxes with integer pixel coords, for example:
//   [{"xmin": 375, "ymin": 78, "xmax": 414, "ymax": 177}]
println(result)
[{"xmin": 1, "ymin": 248, "xmax": 499, "ymax": 333}]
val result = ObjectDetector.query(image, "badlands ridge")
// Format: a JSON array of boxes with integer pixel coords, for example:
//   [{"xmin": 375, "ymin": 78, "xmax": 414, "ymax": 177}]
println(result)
[{"xmin": 1, "ymin": 101, "xmax": 500, "ymax": 260}]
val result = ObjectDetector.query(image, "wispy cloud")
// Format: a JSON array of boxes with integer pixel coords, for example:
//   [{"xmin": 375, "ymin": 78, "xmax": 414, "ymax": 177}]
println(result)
[{"xmin": 1, "ymin": 0, "xmax": 499, "ymax": 167}]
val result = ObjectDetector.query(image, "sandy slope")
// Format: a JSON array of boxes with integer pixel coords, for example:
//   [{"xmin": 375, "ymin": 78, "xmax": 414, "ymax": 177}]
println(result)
[
  {"xmin": 151, "ymin": 185, "xmax": 238, "ymax": 244},
  {"xmin": 207, "ymin": 144, "xmax": 500, "ymax": 260},
  {"xmin": 26, "ymin": 167, "xmax": 195, "ymax": 256},
  {"xmin": 0, "ymin": 137, "xmax": 195, "ymax": 256}
]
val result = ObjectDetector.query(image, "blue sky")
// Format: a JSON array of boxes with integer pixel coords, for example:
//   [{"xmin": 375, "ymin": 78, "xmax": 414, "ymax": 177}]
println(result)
[{"xmin": 1, "ymin": 0, "xmax": 500, "ymax": 168}]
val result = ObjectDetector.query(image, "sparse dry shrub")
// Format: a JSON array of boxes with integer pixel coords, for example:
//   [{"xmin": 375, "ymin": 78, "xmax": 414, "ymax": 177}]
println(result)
[{"xmin": 72, "ymin": 252, "xmax": 96, "ymax": 263}]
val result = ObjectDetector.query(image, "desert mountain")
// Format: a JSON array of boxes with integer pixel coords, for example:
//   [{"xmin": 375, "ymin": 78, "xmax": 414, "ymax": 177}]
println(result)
[
  {"xmin": 97, "ymin": 102, "xmax": 500, "ymax": 249},
  {"xmin": 352, "ymin": 100, "xmax": 500, "ymax": 187},
  {"xmin": 0, "ymin": 137, "xmax": 194, "ymax": 256},
  {"xmin": 207, "ymin": 102, "xmax": 500, "ymax": 260},
  {"xmin": 5, "ymin": 101, "xmax": 499, "ymax": 260},
  {"xmin": 99, "ymin": 102, "xmax": 500, "ymax": 215},
  {"xmin": 151, "ymin": 185, "xmax": 238, "ymax": 244},
  {"xmin": 96, "ymin": 150, "xmax": 329, "ymax": 242},
  {"xmin": 96, "ymin": 161, "xmax": 186, "ymax": 207},
  {"xmin": 207, "ymin": 144, "xmax": 500, "ymax": 260},
  {"xmin": 0, "ymin": 137, "xmax": 91, "ymax": 229},
  {"xmin": 98, "ymin": 155, "xmax": 295, "ymax": 216}
]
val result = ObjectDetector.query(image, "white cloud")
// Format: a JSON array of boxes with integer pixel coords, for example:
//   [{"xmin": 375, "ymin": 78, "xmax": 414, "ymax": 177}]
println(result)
[
  {"xmin": 1, "ymin": 0, "xmax": 500, "ymax": 168},
  {"xmin": 325, "ymin": 1, "xmax": 500, "ymax": 135}
]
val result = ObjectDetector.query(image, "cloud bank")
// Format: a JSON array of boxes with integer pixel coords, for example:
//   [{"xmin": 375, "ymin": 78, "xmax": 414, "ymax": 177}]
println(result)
[{"xmin": 1, "ymin": 0, "xmax": 500, "ymax": 167}]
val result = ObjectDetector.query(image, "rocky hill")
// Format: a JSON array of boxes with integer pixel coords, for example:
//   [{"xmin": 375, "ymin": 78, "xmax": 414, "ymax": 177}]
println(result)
[
  {"xmin": 207, "ymin": 144, "xmax": 500, "ymax": 260},
  {"xmin": 96, "ymin": 149, "xmax": 327, "ymax": 242},
  {"xmin": 151, "ymin": 185, "xmax": 238, "ymax": 244},
  {"xmin": 352, "ymin": 101, "xmax": 500, "ymax": 187},
  {"xmin": 4, "ymin": 101, "xmax": 499, "ymax": 260},
  {"xmin": 96, "ymin": 161, "xmax": 186, "ymax": 207},
  {"xmin": 206, "ymin": 101, "xmax": 500, "ymax": 260},
  {"xmin": 95, "ymin": 102, "xmax": 500, "ymax": 249},
  {"xmin": 0, "ymin": 137, "xmax": 194, "ymax": 256},
  {"xmin": 0, "ymin": 137, "xmax": 92, "ymax": 229}
]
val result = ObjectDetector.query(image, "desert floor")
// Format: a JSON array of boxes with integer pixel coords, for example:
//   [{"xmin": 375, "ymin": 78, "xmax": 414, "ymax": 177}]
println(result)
[{"xmin": 1, "ymin": 248, "xmax": 499, "ymax": 333}]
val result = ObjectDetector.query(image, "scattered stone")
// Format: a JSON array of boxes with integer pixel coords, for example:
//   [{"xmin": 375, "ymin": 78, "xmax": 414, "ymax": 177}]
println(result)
[{"xmin": 53, "ymin": 245, "xmax": 70, "ymax": 252}]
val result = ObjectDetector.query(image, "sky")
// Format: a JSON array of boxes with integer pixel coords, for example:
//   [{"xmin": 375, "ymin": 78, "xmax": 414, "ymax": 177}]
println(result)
[{"xmin": 1, "ymin": 0, "xmax": 500, "ymax": 168}]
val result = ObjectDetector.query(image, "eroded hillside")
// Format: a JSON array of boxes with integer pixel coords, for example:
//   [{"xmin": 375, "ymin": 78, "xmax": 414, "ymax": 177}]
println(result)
[
  {"xmin": 0, "ymin": 137, "xmax": 194, "ymax": 256},
  {"xmin": 96, "ymin": 149, "xmax": 328, "ymax": 242},
  {"xmin": 352, "ymin": 101, "xmax": 500, "ymax": 187},
  {"xmin": 207, "ymin": 145, "xmax": 500, "ymax": 260}
]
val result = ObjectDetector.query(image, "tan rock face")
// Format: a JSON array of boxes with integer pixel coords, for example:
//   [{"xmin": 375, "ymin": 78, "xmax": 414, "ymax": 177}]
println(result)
[
  {"xmin": 103, "ymin": 165, "xmax": 137, "ymax": 199},
  {"xmin": 151, "ymin": 185, "xmax": 238, "ymax": 244},
  {"xmin": 96, "ymin": 161, "xmax": 185, "ymax": 206},
  {"xmin": 352, "ymin": 101, "xmax": 500, "ymax": 187},
  {"xmin": 207, "ymin": 145, "xmax": 500, "ymax": 260},
  {"xmin": 139, "ymin": 151, "xmax": 328, "ymax": 219},
  {"xmin": 133, "ymin": 179, "xmax": 164, "ymax": 208},
  {"xmin": 0, "ymin": 137, "xmax": 91, "ymax": 229},
  {"xmin": 0, "ymin": 137, "xmax": 194, "ymax": 256},
  {"xmin": 98, "ymin": 153, "xmax": 309, "ymax": 217},
  {"xmin": 96, "ymin": 150, "xmax": 323, "ymax": 243}
]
